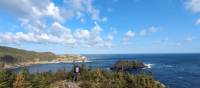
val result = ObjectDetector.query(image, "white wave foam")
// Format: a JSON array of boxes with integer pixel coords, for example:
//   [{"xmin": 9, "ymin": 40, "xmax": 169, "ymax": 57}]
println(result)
[
  {"xmin": 177, "ymin": 76, "xmax": 183, "ymax": 79},
  {"xmin": 163, "ymin": 65, "xmax": 174, "ymax": 68},
  {"xmin": 72, "ymin": 60, "xmax": 93, "ymax": 63},
  {"xmin": 51, "ymin": 60, "xmax": 93, "ymax": 63},
  {"xmin": 144, "ymin": 63, "xmax": 154, "ymax": 69}
]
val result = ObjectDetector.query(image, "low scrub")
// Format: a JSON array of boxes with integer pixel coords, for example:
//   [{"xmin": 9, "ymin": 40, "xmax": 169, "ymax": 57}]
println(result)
[{"xmin": 0, "ymin": 60, "xmax": 166, "ymax": 88}]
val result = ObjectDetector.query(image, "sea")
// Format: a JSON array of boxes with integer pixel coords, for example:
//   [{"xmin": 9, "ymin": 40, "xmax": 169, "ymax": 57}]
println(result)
[{"xmin": 16, "ymin": 54, "xmax": 200, "ymax": 88}]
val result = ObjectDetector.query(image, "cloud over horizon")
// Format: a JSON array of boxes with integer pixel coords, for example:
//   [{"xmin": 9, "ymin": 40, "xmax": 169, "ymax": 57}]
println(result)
[
  {"xmin": 0, "ymin": 0, "xmax": 113, "ymax": 48},
  {"xmin": 186, "ymin": 0, "xmax": 200, "ymax": 25},
  {"xmin": 0, "ymin": 0, "xmax": 199, "ymax": 54}
]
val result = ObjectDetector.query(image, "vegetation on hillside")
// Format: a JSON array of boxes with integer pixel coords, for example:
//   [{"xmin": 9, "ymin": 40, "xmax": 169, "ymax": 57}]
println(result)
[
  {"xmin": 79, "ymin": 68, "xmax": 165, "ymax": 88},
  {"xmin": 0, "ymin": 46, "xmax": 57, "ymax": 63}
]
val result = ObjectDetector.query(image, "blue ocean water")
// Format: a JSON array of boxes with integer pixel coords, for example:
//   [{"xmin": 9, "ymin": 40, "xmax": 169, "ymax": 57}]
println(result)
[{"xmin": 17, "ymin": 54, "xmax": 200, "ymax": 88}]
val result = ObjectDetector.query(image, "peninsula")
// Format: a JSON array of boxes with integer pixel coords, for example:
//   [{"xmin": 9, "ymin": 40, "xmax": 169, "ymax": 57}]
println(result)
[{"xmin": 0, "ymin": 46, "xmax": 88, "ymax": 69}]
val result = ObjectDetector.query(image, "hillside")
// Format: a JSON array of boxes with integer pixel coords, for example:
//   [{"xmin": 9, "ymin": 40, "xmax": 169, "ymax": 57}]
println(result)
[{"xmin": 0, "ymin": 46, "xmax": 57, "ymax": 63}]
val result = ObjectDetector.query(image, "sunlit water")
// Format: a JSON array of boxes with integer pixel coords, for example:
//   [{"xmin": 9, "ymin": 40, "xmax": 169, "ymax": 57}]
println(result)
[{"xmin": 16, "ymin": 54, "xmax": 200, "ymax": 88}]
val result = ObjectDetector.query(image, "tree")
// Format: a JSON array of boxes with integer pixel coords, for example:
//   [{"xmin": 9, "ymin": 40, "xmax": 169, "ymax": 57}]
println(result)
[
  {"xmin": 0, "ymin": 70, "xmax": 15, "ymax": 88},
  {"xmin": 0, "ymin": 55, "xmax": 17, "ymax": 64}
]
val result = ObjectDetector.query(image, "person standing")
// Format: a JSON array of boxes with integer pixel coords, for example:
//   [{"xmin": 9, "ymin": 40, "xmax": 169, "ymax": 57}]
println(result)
[{"xmin": 73, "ymin": 64, "xmax": 80, "ymax": 82}]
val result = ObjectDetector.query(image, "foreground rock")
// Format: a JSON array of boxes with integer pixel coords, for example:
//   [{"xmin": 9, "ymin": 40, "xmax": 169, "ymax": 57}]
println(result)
[{"xmin": 51, "ymin": 80, "xmax": 80, "ymax": 88}]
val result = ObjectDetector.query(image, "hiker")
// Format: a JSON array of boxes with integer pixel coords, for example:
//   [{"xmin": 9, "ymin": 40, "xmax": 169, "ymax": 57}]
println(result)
[{"xmin": 73, "ymin": 64, "xmax": 80, "ymax": 82}]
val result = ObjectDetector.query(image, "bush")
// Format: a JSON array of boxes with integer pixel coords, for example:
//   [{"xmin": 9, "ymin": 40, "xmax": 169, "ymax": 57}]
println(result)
[{"xmin": 79, "ymin": 69, "xmax": 165, "ymax": 88}]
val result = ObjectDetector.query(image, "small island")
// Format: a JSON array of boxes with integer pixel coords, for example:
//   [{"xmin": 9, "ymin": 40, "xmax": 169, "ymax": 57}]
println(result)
[{"xmin": 110, "ymin": 60, "xmax": 145, "ymax": 72}]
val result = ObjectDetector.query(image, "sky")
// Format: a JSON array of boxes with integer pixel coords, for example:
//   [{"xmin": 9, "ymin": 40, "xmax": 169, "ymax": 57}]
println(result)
[{"xmin": 0, "ymin": 0, "xmax": 200, "ymax": 54}]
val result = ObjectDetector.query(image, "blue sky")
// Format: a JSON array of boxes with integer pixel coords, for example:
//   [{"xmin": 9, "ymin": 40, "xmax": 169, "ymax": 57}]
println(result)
[{"xmin": 0, "ymin": 0, "xmax": 200, "ymax": 54}]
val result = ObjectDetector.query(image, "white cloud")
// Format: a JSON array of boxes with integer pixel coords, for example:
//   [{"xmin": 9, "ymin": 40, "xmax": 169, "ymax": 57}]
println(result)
[
  {"xmin": 126, "ymin": 30, "xmax": 135, "ymax": 38},
  {"xmin": 186, "ymin": 0, "xmax": 200, "ymax": 25},
  {"xmin": 87, "ymin": 23, "xmax": 104, "ymax": 47},
  {"xmin": 196, "ymin": 18, "xmax": 200, "ymax": 25},
  {"xmin": 0, "ymin": 0, "xmax": 111, "ymax": 48},
  {"xmin": 65, "ymin": 0, "xmax": 104, "ymax": 22},
  {"xmin": 0, "ymin": 21, "xmax": 115, "ymax": 48},
  {"xmin": 0, "ymin": 32, "xmax": 16, "ymax": 43},
  {"xmin": 0, "ymin": 0, "xmax": 45, "ymax": 19},
  {"xmin": 123, "ymin": 30, "xmax": 135, "ymax": 44},
  {"xmin": 80, "ymin": 18, "xmax": 86, "ymax": 23},
  {"xmin": 0, "ymin": 31, "xmax": 77, "ymax": 45},
  {"xmin": 0, "ymin": 0, "xmax": 104, "ymax": 22},
  {"xmin": 72, "ymin": 22, "xmax": 114, "ymax": 48},
  {"xmin": 107, "ymin": 35, "xmax": 114, "ymax": 41},
  {"xmin": 102, "ymin": 17, "xmax": 108, "ymax": 22},
  {"xmin": 139, "ymin": 29, "xmax": 147, "ymax": 36},
  {"xmin": 51, "ymin": 22, "xmax": 69, "ymax": 32},
  {"xmin": 122, "ymin": 26, "xmax": 158, "ymax": 44},
  {"xmin": 46, "ymin": 2, "xmax": 63, "ymax": 21},
  {"xmin": 0, "ymin": 0, "xmax": 105, "ymax": 31},
  {"xmin": 186, "ymin": 0, "xmax": 200, "ymax": 13},
  {"xmin": 185, "ymin": 36, "xmax": 193, "ymax": 42},
  {"xmin": 139, "ymin": 26, "xmax": 158, "ymax": 36},
  {"xmin": 91, "ymin": 22, "xmax": 103, "ymax": 36},
  {"xmin": 102, "ymin": 32, "xmax": 115, "ymax": 48},
  {"xmin": 148, "ymin": 26, "xmax": 158, "ymax": 33},
  {"xmin": 15, "ymin": 32, "xmax": 38, "ymax": 42},
  {"xmin": 92, "ymin": 36, "xmax": 103, "ymax": 44},
  {"xmin": 74, "ymin": 29, "xmax": 90, "ymax": 40},
  {"xmin": 50, "ymin": 22, "xmax": 71, "ymax": 37},
  {"xmin": 0, "ymin": 32, "xmax": 37, "ymax": 43},
  {"xmin": 68, "ymin": 0, "xmax": 85, "ymax": 11}
]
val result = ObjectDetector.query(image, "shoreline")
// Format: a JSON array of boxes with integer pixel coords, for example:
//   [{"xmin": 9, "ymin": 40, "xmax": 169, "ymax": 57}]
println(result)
[{"xmin": 4, "ymin": 59, "xmax": 91, "ymax": 70}]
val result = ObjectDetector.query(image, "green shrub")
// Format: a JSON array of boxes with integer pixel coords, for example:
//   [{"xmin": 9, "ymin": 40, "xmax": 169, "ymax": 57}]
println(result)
[{"xmin": 0, "ymin": 61, "xmax": 166, "ymax": 88}]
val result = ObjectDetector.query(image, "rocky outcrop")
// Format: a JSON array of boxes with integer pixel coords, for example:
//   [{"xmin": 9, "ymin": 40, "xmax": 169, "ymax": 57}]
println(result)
[{"xmin": 110, "ymin": 60, "xmax": 145, "ymax": 72}]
